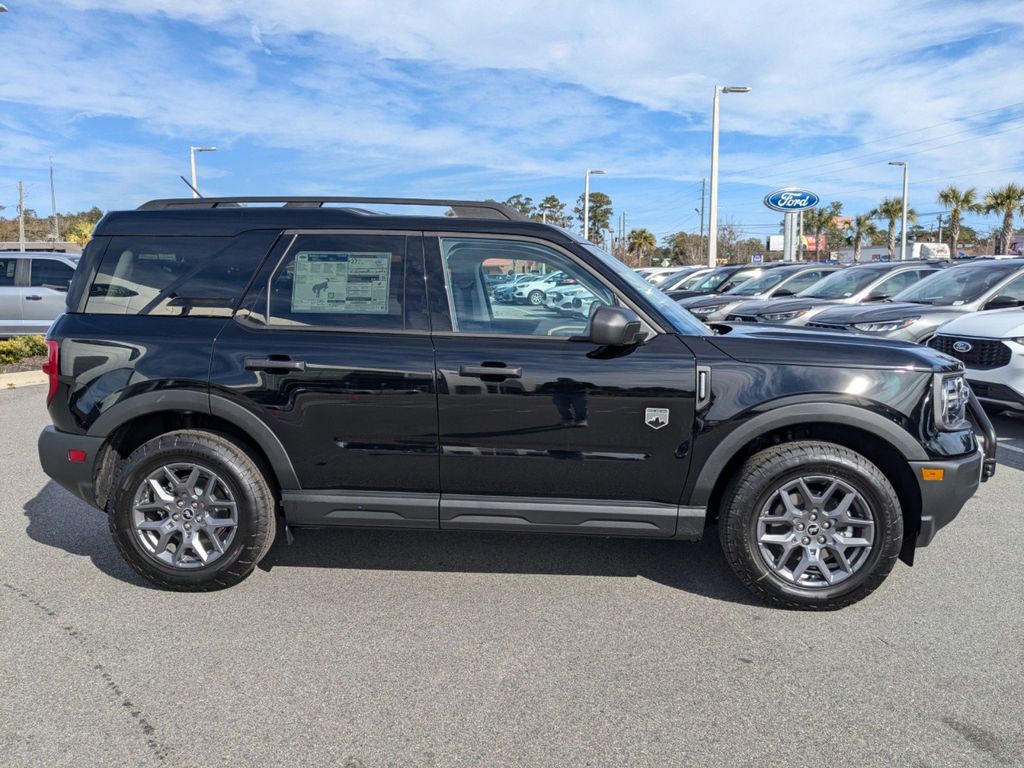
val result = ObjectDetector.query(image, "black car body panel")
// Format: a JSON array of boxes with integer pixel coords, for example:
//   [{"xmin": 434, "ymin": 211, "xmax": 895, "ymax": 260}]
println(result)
[{"xmin": 38, "ymin": 198, "xmax": 992, "ymax": 570}]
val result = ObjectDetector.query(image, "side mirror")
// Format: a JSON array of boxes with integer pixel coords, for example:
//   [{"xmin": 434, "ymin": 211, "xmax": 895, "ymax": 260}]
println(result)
[
  {"xmin": 984, "ymin": 294, "xmax": 1021, "ymax": 310},
  {"xmin": 588, "ymin": 306, "xmax": 645, "ymax": 346},
  {"xmin": 864, "ymin": 291, "xmax": 889, "ymax": 302},
  {"xmin": 772, "ymin": 287, "xmax": 795, "ymax": 297}
]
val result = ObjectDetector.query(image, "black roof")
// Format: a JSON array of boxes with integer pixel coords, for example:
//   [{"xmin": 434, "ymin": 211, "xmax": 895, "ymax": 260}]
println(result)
[{"xmin": 94, "ymin": 196, "xmax": 577, "ymax": 241}]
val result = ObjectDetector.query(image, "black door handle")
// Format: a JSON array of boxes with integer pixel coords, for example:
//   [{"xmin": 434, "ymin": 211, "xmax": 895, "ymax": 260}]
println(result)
[
  {"xmin": 245, "ymin": 356, "xmax": 307, "ymax": 372},
  {"xmin": 459, "ymin": 364, "xmax": 522, "ymax": 379},
  {"xmin": 25, "ymin": 295, "xmax": 43, "ymax": 301}
]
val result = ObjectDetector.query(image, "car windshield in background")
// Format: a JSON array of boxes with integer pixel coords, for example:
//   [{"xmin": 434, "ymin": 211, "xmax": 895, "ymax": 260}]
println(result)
[
  {"xmin": 798, "ymin": 268, "xmax": 884, "ymax": 299},
  {"xmin": 893, "ymin": 263, "xmax": 1020, "ymax": 305},
  {"xmin": 715, "ymin": 269, "xmax": 760, "ymax": 292},
  {"xmin": 727, "ymin": 271, "xmax": 787, "ymax": 296},
  {"xmin": 674, "ymin": 271, "xmax": 710, "ymax": 290},
  {"xmin": 583, "ymin": 244, "xmax": 710, "ymax": 336},
  {"xmin": 693, "ymin": 270, "xmax": 733, "ymax": 292}
]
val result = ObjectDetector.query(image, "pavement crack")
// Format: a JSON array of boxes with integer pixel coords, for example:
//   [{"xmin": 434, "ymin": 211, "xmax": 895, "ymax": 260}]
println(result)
[{"xmin": 3, "ymin": 582, "xmax": 171, "ymax": 762}]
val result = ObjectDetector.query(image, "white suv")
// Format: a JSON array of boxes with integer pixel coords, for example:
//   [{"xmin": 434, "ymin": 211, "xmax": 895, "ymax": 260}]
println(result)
[{"xmin": 930, "ymin": 307, "xmax": 1024, "ymax": 414}]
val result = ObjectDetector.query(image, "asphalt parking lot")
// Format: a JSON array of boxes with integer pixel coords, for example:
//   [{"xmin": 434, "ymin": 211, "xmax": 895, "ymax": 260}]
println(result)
[{"xmin": 2, "ymin": 383, "xmax": 1022, "ymax": 768}]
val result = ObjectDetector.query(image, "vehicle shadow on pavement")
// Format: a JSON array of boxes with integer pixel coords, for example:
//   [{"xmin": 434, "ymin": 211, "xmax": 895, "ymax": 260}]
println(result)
[
  {"xmin": 259, "ymin": 525, "xmax": 760, "ymax": 606},
  {"xmin": 22, "ymin": 481, "xmax": 152, "ymax": 588}
]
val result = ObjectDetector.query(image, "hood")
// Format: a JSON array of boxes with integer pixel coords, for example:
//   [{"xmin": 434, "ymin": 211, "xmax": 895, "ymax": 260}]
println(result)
[
  {"xmin": 677, "ymin": 293, "xmax": 748, "ymax": 309},
  {"xmin": 937, "ymin": 307, "xmax": 1024, "ymax": 339},
  {"xmin": 727, "ymin": 297, "xmax": 832, "ymax": 317},
  {"xmin": 708, "ymin": 323, "xmax": 961, "ymax": 372},
  {"xmin": 811, "ymin": 302, "xmax": 961, "ymax": 325}
]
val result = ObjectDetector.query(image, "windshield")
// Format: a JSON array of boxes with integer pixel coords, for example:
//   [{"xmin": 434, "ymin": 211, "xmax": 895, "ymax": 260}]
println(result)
[
  {"xmin": 727, "ymin": 270, "xmax": 787, "ymax": 296},
  {"xmin": 798, "ymin": 268, "xmax": 884, "ymax": 299},
  {"xmin": 673, "ymin": 270, "xmax": 710, "ymax": 290},
  {"xmin": 583, "ymin": 244, "xmax": 710, "ymax": 335},
  {"xmin": 893, "ymin": 263, "xmax": 1021, "ymax": 305}
]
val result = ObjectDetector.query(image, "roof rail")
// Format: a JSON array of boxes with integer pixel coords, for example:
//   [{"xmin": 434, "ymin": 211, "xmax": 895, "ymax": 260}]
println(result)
[{"xmin": 136, "ymin": 196, "xmax": 527, "ymax": 221}]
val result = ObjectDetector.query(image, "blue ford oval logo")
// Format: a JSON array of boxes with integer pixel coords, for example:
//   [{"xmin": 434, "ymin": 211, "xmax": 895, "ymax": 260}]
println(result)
[
  {"xmin": 952, "ymin": 340, "xmax": 973, "ymax": 353},
  {"xmin": 763, "ymin": 188, "xmax": 820, "ymax": 213}
]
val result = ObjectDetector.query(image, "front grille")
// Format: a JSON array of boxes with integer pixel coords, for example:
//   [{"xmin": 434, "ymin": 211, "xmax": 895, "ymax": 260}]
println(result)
[
  {"xmin": 727, "ymin": 314, "xmax": 759, "ymax": 323},
  {"xmin": 929, "ymin": 335, "xmax": 1012, "ymax": 370},
  {"xmin": 967, "ymin": 380, "xmax": 1024, "ymax": 405},
  {"xmin": 806, "ymin": 322, "xmax": 846, "ymax": 331}
]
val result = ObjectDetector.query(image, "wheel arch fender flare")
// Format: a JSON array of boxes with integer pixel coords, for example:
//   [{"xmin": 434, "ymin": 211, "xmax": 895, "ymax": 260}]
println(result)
[
  {"xmin": 688, "ymin": 402, "xmax": 927, "ymax": 508},
  {"xmin": 87, "ymin": 391, "xmax": 300, "ymax": 490}
]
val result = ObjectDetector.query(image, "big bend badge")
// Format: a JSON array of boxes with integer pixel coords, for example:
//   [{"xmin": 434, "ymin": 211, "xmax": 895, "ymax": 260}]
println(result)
[{"xmin": 644, "ymin": 408, "xmax": 669, "ymax": 430}]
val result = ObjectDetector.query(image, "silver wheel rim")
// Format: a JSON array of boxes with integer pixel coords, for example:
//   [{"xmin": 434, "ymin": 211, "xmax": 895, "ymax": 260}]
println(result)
[
  {"xmin": 755, "ymin": 475, "xmax": 875, "ymax": 588},
  {"xmin": 529, "ymin": 291, "xmax": 544, "ymax": 305},
  {"xmin": 131, "ymin": 462, "xmax": 239, "ymax": 569}
]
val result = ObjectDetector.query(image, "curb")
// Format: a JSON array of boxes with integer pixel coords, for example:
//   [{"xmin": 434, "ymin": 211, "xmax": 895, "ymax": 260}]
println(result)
[{"xmin": 0, "ymin": 370, "xmax": 48, "ymax": 390}]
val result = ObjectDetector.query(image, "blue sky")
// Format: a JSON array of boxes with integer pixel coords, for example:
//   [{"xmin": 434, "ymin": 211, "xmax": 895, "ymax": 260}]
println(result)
[{"xmin": 1, "ymin": 0, "xmax": 1023, "ymax": 244}]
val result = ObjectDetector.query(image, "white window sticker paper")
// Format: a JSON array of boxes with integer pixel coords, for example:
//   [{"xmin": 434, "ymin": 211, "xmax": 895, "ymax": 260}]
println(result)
[{"xmin": 290, "ymin": 251, "xmax": 392, "ymax": 314}]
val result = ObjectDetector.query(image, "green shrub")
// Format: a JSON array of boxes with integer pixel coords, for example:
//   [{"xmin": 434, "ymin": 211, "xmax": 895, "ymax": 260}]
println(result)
[{"xmin": 0, "ymin": 335, "xmax": 48, "ymax": 366}]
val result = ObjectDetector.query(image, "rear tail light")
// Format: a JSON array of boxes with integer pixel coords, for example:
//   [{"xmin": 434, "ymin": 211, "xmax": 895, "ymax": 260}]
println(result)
[{"xmin": 41, "ymin": 339, "xmax": 59, "ymax": 405}]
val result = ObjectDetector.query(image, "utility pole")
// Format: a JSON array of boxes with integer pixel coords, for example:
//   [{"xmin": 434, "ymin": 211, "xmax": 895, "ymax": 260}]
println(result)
[
  {"xmin": 18, "ymin": 180, "xmax": 26, "ymax": 252},
  {"xmin": 937, "ymin": 214, "xmax": 943, "ymax": 245},
  {"xmin": 49, "ymin": 156, "xmax": 60, "ymax": 242},
  {"xmin": 698, "ymin": 177, "xmax": 706, "ymax": 258}
]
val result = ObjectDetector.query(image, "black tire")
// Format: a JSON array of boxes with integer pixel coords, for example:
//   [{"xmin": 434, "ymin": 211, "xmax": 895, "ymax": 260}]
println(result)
[
  {"xmin": 719, "ymin": 441, "xmax": 902, "ymax": 610},
  {"xmin": 108, "ymin": 430, "xmax": 276, "ymax": 591},
  {"xmin": 528, "ymin": 289, "xmax": 545, "ymax": 306}
]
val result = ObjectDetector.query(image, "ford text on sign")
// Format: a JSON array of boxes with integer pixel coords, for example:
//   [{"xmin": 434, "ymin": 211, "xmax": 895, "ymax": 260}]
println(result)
[{"xmin": 764, "ymin": 188, "xmax": 820, "ymax": 213}]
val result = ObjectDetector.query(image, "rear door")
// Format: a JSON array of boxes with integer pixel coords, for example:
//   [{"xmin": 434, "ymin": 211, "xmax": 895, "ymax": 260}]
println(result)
[
  {"xmin": 426, "ymin": 234, "xmax": 699, "ymax": 538},
  {"xmin": 0, "ymin": 257, "xmax": 21, "ymax": 334},
  {"xmin": 210, "ymin": 230, "xmax": 440, "ymax": 528},
  {"xmin": 23, "ymin": 257, "xmax": 75, "ymax": 332}
]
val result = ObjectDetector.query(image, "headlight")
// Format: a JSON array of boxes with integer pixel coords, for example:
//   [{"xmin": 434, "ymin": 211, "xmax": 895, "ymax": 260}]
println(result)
[
  {"xmin": 852, "ymin": 317, "xmax": 920, "ymax": 333},
  {"xmin": 689, "ymin": 304, "xmax": 726, "ymax": 317},
  {"xmin": 761, "ymin": 309, "xmax": 807, "ymax": 321},
  {"xmin": 933, "ymin": 373, "xmax": 969, "ymax": 431}
]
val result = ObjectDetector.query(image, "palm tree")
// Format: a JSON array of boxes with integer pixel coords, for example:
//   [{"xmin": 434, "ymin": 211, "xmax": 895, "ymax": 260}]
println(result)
[
  {"xmin": 627, "ymin": 228, "xmax": 657, "ymax": 267},
  {"xmin": 872, "ymin": 197, "xmax": 917, "ymax": 259},
  {"xmin": 801, "ymin": 201, "xmax": 842, "ymax": 260},
  {"xmin": 983, "ymin": 183, "xmax": 1024, "ymax": 255},
  {"xmin": 849, "ymin": 213, "xmax": 879, "ymax": 264},
  {"xmin": 936, "ymin": 185, "xmax": 980, "ymax": 256}
]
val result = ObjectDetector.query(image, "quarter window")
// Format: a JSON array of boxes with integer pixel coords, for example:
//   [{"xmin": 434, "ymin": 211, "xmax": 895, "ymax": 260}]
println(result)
[
  {"xmin": 0, "ymin": 258, "xmax": 16, "ymax": 286},
  {"xmin": 439, "ymin": 237, "xmax": 613, "ymax": 338}
]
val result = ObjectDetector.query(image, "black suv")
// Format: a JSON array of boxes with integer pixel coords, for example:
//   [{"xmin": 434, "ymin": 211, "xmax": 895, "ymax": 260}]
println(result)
[{"xmin": 38, "ymin": 197, "xmax": 996, "ymax": 609}]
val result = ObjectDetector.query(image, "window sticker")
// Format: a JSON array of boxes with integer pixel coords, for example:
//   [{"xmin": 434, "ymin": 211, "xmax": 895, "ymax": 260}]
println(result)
[{"xmin": 290, "ymin": 251, "xmax": 392, "ymax": 314}]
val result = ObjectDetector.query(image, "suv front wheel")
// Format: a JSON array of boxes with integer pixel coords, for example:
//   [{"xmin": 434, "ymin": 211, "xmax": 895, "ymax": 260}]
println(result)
[
  {"xmin": 720, "ymin": 441, "xmax": 903, "ymax": 610},
  {"xmin": 107, "ymin": 430, "xmax": 276, "ymax": 591}
]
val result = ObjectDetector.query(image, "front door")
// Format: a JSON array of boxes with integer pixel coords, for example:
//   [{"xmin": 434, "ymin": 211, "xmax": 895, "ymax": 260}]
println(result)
[
  {"xmin": 426, "ymin": 235, "xmax": 697, "ymax": 537},
  {"xmin": 23, "ymin": 257, "xmax": 75, "ymax": 333},
  {"xmin": 211, "ymin": 231, "xmax": 439, "ymax": 528}
]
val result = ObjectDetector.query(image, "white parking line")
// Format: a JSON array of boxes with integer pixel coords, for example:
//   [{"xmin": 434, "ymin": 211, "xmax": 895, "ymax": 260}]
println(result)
[{"xmin": 998, "ymin": 442, "xmax": 1024, "ymax": 456}]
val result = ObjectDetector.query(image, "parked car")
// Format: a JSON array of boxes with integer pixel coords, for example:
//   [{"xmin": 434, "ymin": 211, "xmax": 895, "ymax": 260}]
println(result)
[
  {"xmin": 658, "ymin": 267, "xmax": 713, "ymax": 292},
  {"xmin": 806, "ymin": 259, "xmax": 1024, "ymax": 342},
  {"xmin": 679, "ymin": 263, "xmax": 841, "ymax": 322},
  {"xmin": 492, "ymin": 272, "xmax": 540, "ymax": 303},
  {"xmin": 929, "ymin": 308, "xmax": 1024, "ymax": 414},
  {"xmin": 37, "ymin": 195, "xmax": 995, "ymax": 609},
  {"xmin": 0, "ymin": 251, "xmax": 78, "ymax": 336},
  {"xmin": 512, "ymin": 271, "xmax": 573, "ymax": 305},
  {"xmin": 666, "ymin": 263, "xmax": 789, "ymax": 301},
  {"xmin": 545, "ymin": 284, "xmax": 599, "ymax": 317},
  {"xmin": 640, "ymin": 267, "xmax": 684, "ymax": 284},
  {"xmin": 725, "ymin": 261, "xmax": 943, "ymax": 325}
]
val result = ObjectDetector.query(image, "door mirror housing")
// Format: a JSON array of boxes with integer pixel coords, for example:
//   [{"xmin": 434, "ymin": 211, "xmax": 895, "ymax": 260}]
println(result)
[
  {"xmin": 864, "ymin": 291, "xmax": 890, "ymax": 302},
  {"xmin": 588, "ymin": 306, "xmax": 645, "ymax": 346},
  {"xmin": 984, "ymin": 294, "xmax": 1021, "ymax": 310},
  {"xmin": 772, "ymin": 287, "xmax": 795, "ymax": 297}
]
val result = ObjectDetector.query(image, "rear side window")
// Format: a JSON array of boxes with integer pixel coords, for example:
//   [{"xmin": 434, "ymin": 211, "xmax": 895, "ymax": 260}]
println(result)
[
  {"xmin": 85, "ymin": 232, "xmax": 277, "ymax": 316},
  {"xmin": 30, "ymin": 259, "xmax": 74, "ymax": 290},
  {"xmin": 0, "ymin": 258, "xmax": 16, "ymax": 286}
]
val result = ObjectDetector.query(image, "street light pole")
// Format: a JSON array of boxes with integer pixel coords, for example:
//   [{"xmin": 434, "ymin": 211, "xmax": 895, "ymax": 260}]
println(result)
[
  {"xmin": 889, "ymin": 160, "xmax": 909, "ymax": 261},
  {"xmin": 189, "ymin": 146, "xmax": 217, "ymax": 199},
  {"xmin": 582, "ymin": 169, "xmax": 606, "ymax": 242},
  {"xmin": 708, "ymin": 85, "xmax": 750, "ymax": 268}
]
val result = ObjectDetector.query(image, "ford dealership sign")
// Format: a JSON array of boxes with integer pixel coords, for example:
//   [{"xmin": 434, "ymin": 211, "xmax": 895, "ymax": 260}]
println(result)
[{"xmin": 764, "ymin": 188, "xmax": 820, "ymax": 213}]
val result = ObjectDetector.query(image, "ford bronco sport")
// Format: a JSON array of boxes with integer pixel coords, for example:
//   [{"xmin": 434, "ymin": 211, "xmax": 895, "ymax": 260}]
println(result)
[{"xmin": 37, "ymin": 197, "xmax": 997, "ymax": 609}]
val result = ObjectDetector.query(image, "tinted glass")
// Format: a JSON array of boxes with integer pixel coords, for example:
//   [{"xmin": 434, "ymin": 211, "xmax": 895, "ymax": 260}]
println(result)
[
  {"xmin": 440, "ymin": 238, "xmax": 613, "ymax": 337},
  {"xmin": 0, "ymin": 258, "xmax": 16, "ymax": 287},
  {"xmin": 30, "ymin": 259, "xmax": 74, "ymax": 290},
  {"xmin": 781, "ymin": 269, "xmax": 832, "ymax": 293},
  {"xmin": 728, "ymin": 270, "xmax": 788, "ymax": 296},
  {"xmin": 874, "ymin": 268, "xmax": 934, "ymax": 297},
  {"xmin": 86, "ymin": 232, "xmax": 276, "ymax": 316},
  {"xmin": 894, "ymin": 263, "xmax": 1021, "ymax": 305},
  {"xmin": 799, "ymin": 267, "xmax": 888, "ymax": 298},
  {"xmin": 996, "ymin": 274, "xmax": 1024, "ymax": 302},
  {"xmin": 259, "ymin": 233, "xmax": 407, "ymax": 331}
]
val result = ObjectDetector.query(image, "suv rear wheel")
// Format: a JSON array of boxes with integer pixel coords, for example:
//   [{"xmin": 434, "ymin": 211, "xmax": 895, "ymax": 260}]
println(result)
[
  {"xmin": 107, "ymin": 430, "xmax": 276, "ymax": 591},
  {"xmin": 720, "ymin": 441, "xmax": 902, "ymax": 610}
]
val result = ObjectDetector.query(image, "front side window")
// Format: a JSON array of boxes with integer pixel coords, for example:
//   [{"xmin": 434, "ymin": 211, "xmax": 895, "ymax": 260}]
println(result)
[
  {"xmin": 0, "ymin": 258, "xmax": 16, "ymax": 286},
  {"xmin": 30, "ymin": 259, "xmax": 74, "ymax": 290},
  {"xmin": 439, "ymin": 237, "xmax": 613, "ymax": 337},
  {"xmin": 258, "ymin": 233, "xmax": 407, "ymax": 331}
]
